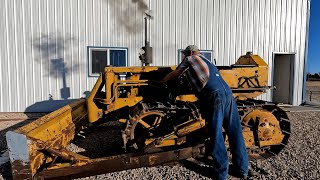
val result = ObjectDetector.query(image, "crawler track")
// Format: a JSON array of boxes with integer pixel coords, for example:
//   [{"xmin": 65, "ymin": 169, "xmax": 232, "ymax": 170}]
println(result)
[{"xmin": 237, "ymin": 99, "xmax": 291, "ymax": 160}]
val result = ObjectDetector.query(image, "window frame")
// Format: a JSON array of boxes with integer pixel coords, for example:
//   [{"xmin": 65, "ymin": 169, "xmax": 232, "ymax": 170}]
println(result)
[
  {"xmin": 177, "ymin": 49, "xmax": 214, "ymax": 64},
  {"xmin": 87, "ymin": 46, "xmax": 128, "ymax": 77}
]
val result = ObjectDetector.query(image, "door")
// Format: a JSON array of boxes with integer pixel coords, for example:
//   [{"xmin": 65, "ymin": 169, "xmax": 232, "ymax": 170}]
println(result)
[{"xmin": 272, "ymin": 54, "xmax": 295, "ymax": 104}]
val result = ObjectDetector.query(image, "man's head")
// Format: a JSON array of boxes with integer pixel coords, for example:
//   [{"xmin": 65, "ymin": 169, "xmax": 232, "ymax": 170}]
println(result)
[{"xmin": 182, "ymin": 45, "xmax": 200, "ymax": 56}]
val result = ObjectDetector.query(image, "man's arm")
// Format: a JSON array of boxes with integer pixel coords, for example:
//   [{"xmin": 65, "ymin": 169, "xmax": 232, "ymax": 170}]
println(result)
[
  {"xmin": 160, "ymin": 58, "xmax": 189, "ymax": 84},
  {"xmin": 160, "ymin": 68, "xmax": 184, "ymax": 84}
]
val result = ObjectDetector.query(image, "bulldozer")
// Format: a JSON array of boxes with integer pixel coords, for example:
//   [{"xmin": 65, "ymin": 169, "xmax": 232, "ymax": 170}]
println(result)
[
  {"xmin": 5, "ymin": 51, "xmax": 290, "ymax": 179},
  {"xmin": 5, "ymin": 15, "xmax": 290, "ymax": 179}
]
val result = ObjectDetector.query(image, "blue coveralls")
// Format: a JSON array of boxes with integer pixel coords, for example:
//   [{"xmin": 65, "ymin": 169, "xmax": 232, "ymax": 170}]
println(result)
[{"xmin": 197, "ymin": 58, "xmax": 249, "ymax": 180}]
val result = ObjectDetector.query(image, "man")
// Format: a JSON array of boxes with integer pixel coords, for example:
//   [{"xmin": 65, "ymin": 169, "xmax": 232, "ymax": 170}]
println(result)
[{"xmin": 160, "ymin": 45, "xmax": 249, "ymax": 180}]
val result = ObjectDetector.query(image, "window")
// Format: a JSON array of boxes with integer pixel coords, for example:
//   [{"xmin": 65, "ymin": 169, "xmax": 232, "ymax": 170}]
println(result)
[
  {"xmin": 88, "ymin": 47, "xmax": 128, "ymax": 76},
  {"xmin": 178, "ymin": 49, "xmax": 214, "ymax": 64},
  {"xmin": 201, "ymin": 50, "xmax": 213, "ymax": 62}
]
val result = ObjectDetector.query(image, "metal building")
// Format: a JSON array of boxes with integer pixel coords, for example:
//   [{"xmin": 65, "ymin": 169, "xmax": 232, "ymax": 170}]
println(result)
[{"xmin": 0, "ymin": 0, "xmax": 310, "ymax": 112}]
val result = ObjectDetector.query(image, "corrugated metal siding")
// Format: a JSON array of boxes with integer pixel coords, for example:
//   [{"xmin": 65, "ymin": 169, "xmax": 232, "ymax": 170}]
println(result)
[{"xmin": 0, "ymin": 0, "xmax": 310, "ymax": 112}]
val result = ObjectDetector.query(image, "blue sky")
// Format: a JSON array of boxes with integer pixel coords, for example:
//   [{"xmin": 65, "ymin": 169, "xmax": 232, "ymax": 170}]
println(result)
[{"xmin": 308, "ymin": 0, "xmax": 320, "ymax": 74}]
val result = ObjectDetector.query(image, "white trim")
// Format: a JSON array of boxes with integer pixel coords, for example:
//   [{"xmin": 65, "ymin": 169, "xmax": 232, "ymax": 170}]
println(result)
[{"xmin": 271, "ymin": 52, "xmax": 297, "ymax": 55}]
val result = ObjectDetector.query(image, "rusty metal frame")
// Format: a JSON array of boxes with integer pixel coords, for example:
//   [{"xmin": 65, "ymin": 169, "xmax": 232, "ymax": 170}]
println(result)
[{"xmin": 35, "ymin": 145, "xmax": 204, "ymax": 179}]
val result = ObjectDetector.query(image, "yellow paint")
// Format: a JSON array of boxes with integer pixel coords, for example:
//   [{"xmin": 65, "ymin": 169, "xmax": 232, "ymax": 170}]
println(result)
[
  {"xmin": 9, "ymin": 53, "xmax": 281, "ymax": 178},
  {"xmin": 14, "ymin": 99, "xmax": 87, "ymax": 176},
  {"xmin": 242, "ymin": 109, "xmax": 284, "ymax": 147},
  {"xmin": 176, "ymin": 95, "xmax": 198, "ymax": 102},
  {"xmin": 86, "ymin": 54, "xmax": 270, "ymax": 123}
]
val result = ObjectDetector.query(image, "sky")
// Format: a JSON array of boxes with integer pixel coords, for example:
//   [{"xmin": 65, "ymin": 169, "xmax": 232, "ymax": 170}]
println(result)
[{"xmin": 308, "ymin": 0, "xmax": 320, "ymax": 74}]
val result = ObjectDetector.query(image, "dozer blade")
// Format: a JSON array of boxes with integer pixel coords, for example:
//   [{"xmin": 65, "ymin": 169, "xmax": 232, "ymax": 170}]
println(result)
[{"xmin": 6, "ymin": 99, "xmax": 87, "ymax": 179}]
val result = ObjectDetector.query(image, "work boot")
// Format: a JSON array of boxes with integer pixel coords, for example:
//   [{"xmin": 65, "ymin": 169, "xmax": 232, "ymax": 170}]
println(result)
[{"xmin": 228, "ymin": 164, "xmax": 250, "ymax": 179}]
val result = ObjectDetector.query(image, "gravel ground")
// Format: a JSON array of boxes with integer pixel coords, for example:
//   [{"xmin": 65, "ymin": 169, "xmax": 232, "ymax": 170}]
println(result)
[{"xmin": 1, "ymin": 111, "xmax": 320, "ymax": 180}]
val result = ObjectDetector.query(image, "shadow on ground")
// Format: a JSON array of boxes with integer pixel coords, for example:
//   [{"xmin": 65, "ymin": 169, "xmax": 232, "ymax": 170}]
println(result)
[
  {"xmin": 70, "ymin": 121, "xmax": 126, "ymax": 158},
  {"xmin": 180, "ymin": 159, "xmax": 213, "ymax": 179}
]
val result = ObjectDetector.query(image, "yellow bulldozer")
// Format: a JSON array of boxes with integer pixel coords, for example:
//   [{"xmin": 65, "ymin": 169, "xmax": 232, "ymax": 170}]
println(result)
[{"xmin": 5, "ymin": 52, "xmax": 290, "ymax": 179}]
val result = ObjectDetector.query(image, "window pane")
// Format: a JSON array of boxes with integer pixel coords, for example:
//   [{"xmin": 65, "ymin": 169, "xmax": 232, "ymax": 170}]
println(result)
[
  {"xmin": 92, "ymin": 50, "xmax": 108, "ymax": 73},
  {"xmin": 201, "ymin": 52, "xmax": 212, "ymax": 62},
  {"xmin": 110, "ymin": 50, "xmax": 126, "ymax": 67}
]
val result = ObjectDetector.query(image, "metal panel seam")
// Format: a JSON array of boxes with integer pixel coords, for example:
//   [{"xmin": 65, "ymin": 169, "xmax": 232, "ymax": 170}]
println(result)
[
  {"xmin": 22, "ymin": 0, "xmax": 28, "ymax": 110},
  {"xmin": 30, "ymin": 0, "xmax": 36, "ymax": 108},
  {"xmin": 46, "ymin": 0, "xmax": 52, "ymax": 103},
  {"xmin": 0, "ymin": 43, "xmax": 2, "ymax": 111},
  {"xmin": 38, "ymin": 0, "xmax": 44, "ymax": 101},
  {"xmin": 70, "ymin": 0, "xmax": 75, "ymax": 98},
  {"xmin": 4, "ymin": 0, "xmax": 12, "ymax": 111},
  {"xmin": 13, "ymin": 0, "xmax": 20, "ymax": 111}
]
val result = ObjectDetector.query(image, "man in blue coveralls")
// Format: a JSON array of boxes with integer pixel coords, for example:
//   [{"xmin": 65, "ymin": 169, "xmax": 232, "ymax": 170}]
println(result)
[{"xmin": 160, "ymin": 45, "xmax": 249, "ymax": 180}]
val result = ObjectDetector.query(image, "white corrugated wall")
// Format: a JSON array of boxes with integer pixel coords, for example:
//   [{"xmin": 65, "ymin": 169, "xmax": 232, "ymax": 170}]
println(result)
[{"xmin": 0, "ymin": 0, "xmax": 310, "ymax": 112}]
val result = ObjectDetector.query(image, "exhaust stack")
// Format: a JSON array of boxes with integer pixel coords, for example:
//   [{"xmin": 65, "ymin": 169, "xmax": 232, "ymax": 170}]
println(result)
[{"xmin": 139, "ymin": 13, "xmax": 153, "ymax": 66}]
